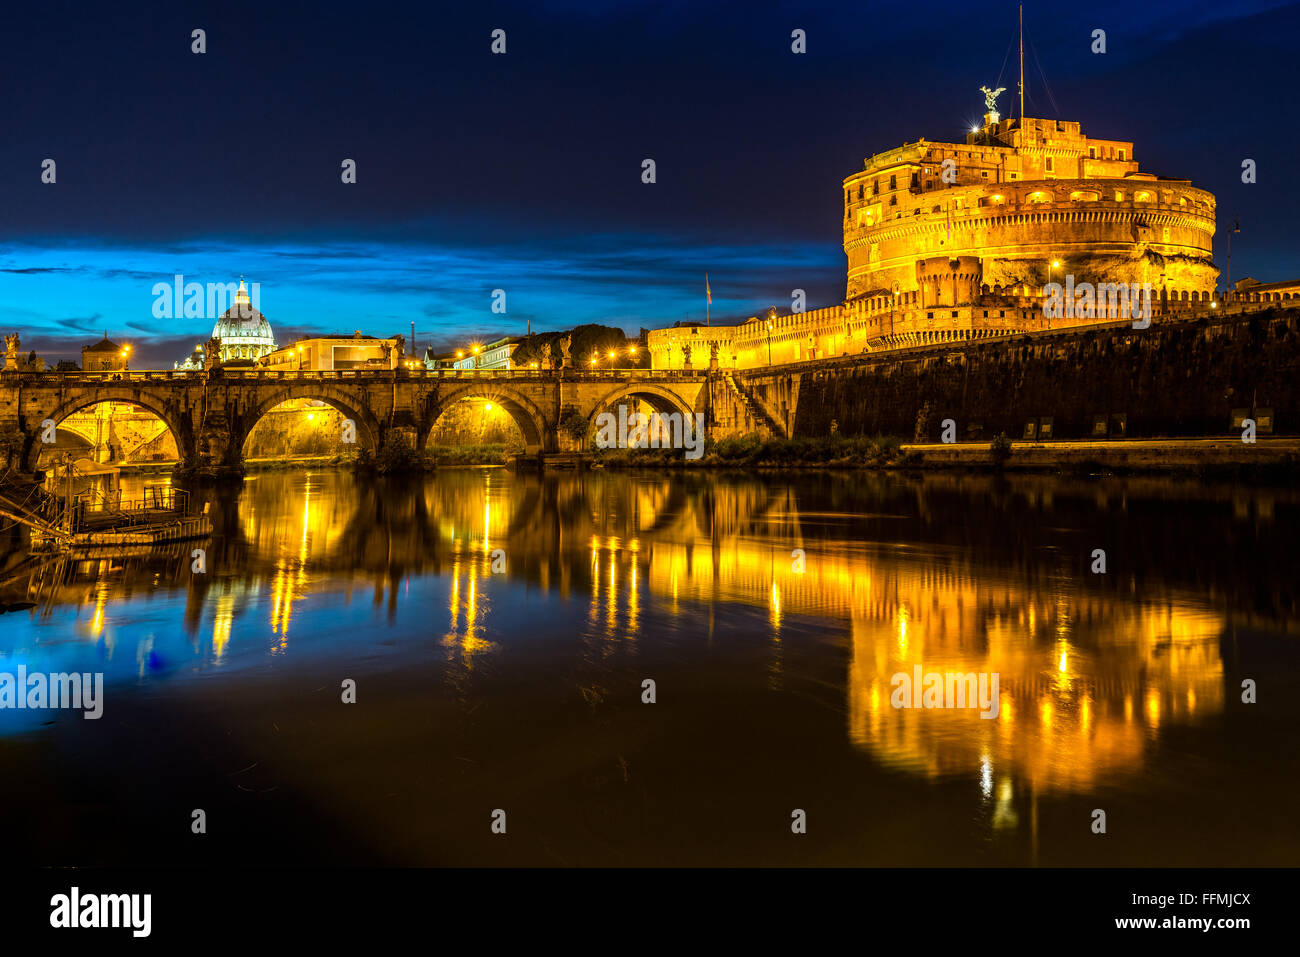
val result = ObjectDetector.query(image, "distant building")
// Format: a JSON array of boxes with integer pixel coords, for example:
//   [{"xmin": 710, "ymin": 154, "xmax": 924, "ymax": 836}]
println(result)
[
  {"xmin": 260, "ymin": 332, "xmax": 403, "ymax": 371},
  {"xmin": 424, "ymin": 348, "xmax": 458, "ymax": 371},
  {"xmin": 174, "ymin": 343, "xmax": 205, "ymax": 371},
  {"xmin": 1232, "ymin": 278, "xmax": 1300, "ymax": 304},
  {"xmin": 451, "ymin": 336, "xmax": 522, "ymax": 370},
  {"xmin": 82, "ymin": 336, "xmax": 127, "ymax": 372},
  {"xmin": 211, "ymin": 280, "xmax": 277, "ymax": 363}
]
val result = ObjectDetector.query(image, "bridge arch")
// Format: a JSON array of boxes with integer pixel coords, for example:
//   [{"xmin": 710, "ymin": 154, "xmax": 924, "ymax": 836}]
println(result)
[
  {"xmin": 239, "ymin": 383, "xmax": 384, "ymax": 457},
  {"xmin": 24, "ymin": 388, "xmax": 194, "ymax": 473},
  {"xmin": 419, "ymin": 383, "xmax": 549, "ymax": 454},
  {"xmin": 585, "ymin": 382, "xmax": 699, "ymax": 429}
]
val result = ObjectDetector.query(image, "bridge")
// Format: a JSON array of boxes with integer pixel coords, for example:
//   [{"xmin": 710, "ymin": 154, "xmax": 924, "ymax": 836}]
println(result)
[{"xmin": 0, "ymin": 365, "xmax": 766, "ymax": 479}]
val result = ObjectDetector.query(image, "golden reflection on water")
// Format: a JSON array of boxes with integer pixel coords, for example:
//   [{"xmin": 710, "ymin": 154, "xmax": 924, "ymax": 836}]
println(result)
[
  {"xmin": 31, "ymin": 470, "xmax": 1241, "ymax": 802},
  {"xmin": 631, "ymin": 497, "xmax": 1227, "ymax": 796}
]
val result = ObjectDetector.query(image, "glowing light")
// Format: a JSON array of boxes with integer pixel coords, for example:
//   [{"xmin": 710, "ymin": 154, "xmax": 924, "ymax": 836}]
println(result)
[{"xmin": 484, "ymin": 403, "xmax": 493, "ymax": 411}]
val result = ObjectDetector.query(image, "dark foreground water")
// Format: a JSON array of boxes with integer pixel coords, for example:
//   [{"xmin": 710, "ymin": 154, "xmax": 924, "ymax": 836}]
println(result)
[{"xmin": 0, "ymin": 468, "xmax": 1296, "ymax": 866}]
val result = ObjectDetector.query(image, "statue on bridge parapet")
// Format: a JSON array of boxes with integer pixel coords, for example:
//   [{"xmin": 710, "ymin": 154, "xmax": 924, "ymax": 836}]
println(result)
[
  {"xmin": 560, "ymin": 335, "xmax": 573, "ymax": 368},
  {"xmin": 3, "ymin": 334, "xmax": 19, "ymax": 371},
  {"xmin": 709, "ymin": 341, "xmax": 719, "ymax": 370},
  {"xmin": 681, "ymin": 343, "xmax": 692, "ymax": 369},
  {"xmin": 204, "ymin": 337, "xmax": 222, "ymax": 371}
]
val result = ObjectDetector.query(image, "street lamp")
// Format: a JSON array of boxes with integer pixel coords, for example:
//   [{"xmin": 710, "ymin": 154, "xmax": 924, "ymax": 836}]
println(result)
[
  {"xmin": 471, "ymin": 344, "xmax": 481, "ymax": 369},
  {"xmin": 119, "ymin": 344, "xmax": 131, "ymax": 371},
  {"xmin": 1225, "ymin": 218, "xmax": 1241, "ymax": 303}
]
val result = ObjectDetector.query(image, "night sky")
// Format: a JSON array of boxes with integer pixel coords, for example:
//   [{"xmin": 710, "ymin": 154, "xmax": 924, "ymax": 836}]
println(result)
[{"xmin": 4, "ymin": 0, "xmax": 1297, "ymax": 368}]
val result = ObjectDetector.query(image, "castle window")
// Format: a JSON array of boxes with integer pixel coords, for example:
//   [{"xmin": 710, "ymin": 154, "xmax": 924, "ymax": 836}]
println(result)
[
  {"xmin": 873, "ymin": 180, "xmax": 879, "ymax": 195},
  {"xmin": 1009, "ymin": 173, "xmax": 1017, "ymax": 179},
  {"xmin": 1088, "ymin": 147, "xmax": 1095, "ymax": 158},
  {"xmin": 981, "ymin": 171, "xmax": 988, "ymax": 177},
  {"xmin": 1045, "ymin": 157, "xmax": 1053, "ymax": 172},
  {"xmin": 890, "ymin": 196, "xmax": 897, "ymax": 206},
  {"xmin": 858, "ymin": 185, "xmax": 864, "ymax": 200},
  {"xmin": 889, "ymin": 175, "xmax": 897, "ymax": 190},
  {"xmin": 1119, "ymin": 149, "xmax": 1126, "ymax": 160},
  {"xmin": 1114, "ymin": 190, "xmax": 1124, "ymax": 202}
]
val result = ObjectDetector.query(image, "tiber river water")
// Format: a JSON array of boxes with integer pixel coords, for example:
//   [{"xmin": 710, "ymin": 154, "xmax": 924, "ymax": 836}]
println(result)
[{"xmin": 0, "ymin": 467, "xmax": 1296, "ymax": 866}]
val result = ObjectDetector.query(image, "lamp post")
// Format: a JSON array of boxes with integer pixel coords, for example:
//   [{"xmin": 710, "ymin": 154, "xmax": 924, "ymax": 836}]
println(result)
[
  {"xmin": 1225, "ymin": 218, "xmax": 1241, "ymax": 305},
  {"xmin": 120, "ymin": 344, "xmax": 131, "ymax": 371}
]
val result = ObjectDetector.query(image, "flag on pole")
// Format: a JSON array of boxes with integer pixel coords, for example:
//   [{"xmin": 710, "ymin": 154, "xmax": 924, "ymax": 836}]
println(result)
[{"xmin": 705, "ymin": 275, "xmax": 712, "ymax": 304}]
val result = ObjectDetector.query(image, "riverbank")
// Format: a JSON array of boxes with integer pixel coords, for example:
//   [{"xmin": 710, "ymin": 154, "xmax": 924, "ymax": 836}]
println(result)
[
  {"xmin": 586, "ymin": 434, "xmax": 1300, "ymax": 477},
  {"xmin": 86, "ymin": 436, "xmax": 1300, "ymax": 479}
]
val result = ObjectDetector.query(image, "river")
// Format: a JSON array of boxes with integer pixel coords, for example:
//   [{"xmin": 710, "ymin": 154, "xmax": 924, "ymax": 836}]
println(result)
[{"xmin": 0, "ymin": 467, "xmax": 1295, "ymax": 865}]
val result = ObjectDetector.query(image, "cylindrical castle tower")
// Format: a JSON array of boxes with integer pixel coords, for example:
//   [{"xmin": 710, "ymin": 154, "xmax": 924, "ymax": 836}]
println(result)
[{"xmin": 842, "ymin": 116, "xmax": 1217, "ymax": 310}]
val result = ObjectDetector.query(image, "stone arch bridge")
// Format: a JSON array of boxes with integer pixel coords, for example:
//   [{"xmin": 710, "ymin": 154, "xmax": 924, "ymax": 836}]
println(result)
[{"xmin": 1, "ymin": 366, "xmax": 767, "ymax": 478}]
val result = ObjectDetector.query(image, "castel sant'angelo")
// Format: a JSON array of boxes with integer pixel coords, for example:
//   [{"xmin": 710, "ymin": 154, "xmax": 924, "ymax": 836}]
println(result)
[{"xmin": 649, "ymin": 89, "xmax": 1231, "ymax": 370}]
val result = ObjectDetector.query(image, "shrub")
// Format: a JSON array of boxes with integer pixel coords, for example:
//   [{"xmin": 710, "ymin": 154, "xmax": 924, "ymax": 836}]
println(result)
[
  {"xmin": 354, "ymin": 435, "xmax": 426, "ymax": 474},
  {"xmin": 990, "ymin": 432, "xmax": 1013, "ymax": 466}
]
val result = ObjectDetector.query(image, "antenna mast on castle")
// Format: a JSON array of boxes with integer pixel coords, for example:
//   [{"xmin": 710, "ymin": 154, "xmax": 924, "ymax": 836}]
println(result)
[{"xmin": 1018, "ymin": 4, "xmax": 1024, "ymax": 122}]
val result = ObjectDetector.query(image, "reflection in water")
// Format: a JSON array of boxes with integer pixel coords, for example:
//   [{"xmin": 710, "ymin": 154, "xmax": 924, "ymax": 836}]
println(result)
[{"xmin": 1, "ymin": 467, "xmax": 1295, "ymax": 864}]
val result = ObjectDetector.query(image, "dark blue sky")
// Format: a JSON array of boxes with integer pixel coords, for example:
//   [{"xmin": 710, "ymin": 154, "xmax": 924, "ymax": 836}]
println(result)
[{"xmin": 4, "ymin": 0, "xmax": 1297, "ymax": 367}]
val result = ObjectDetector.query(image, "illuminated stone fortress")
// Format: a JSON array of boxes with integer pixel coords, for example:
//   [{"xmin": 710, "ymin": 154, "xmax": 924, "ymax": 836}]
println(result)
[{"xmin": 649, "ymin": 98, "xmax": 1221, "ymax": 370}]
